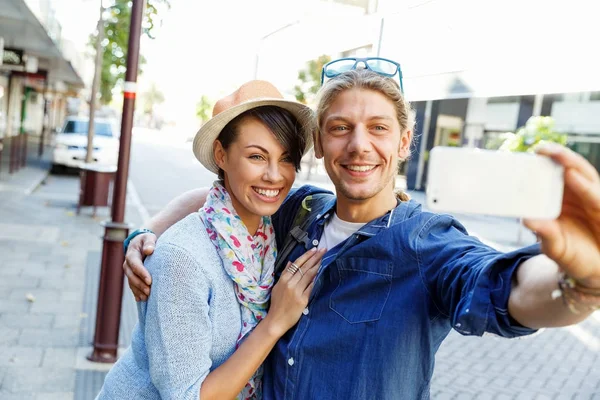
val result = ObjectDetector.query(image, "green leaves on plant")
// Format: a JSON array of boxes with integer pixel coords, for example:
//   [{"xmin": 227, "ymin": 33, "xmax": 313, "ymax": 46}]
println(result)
[
  {"xmin": 499, "ymin": 116, "xmax": 567, "ymax": 153},
  {"xmin": 293, "ymin": 55, "xmax": 332, "ymax": 105},
  {"xmin": 89, "ymin": 0, "xmax": 171, "ymax": 105}
]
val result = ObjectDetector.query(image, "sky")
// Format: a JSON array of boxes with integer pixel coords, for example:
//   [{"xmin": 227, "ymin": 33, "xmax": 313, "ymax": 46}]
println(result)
[
  {"xmin": 53, "ymin": 0, "xmax": 347, "ymax": 130},
  {"xmin": 52, "ymin": 0, "xmax": 600, "ymax": 128}
]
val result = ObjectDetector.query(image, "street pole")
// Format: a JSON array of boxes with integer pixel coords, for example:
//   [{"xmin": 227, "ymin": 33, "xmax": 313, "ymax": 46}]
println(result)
[
  {"xmin": 38, "ymin": 80, "xmax": 49, "ymax": 158},
  {"xmin": 376, "ymin": 16, "xmax": 385, "ymax": 57},
  {"xmin": 88, "ymin": 0, "xmax": 145, "ymax": 363},
  {"xmin": 86, "ymin": 1, "xmax": 105, "ymax": 164},
  {"xmin": 254, "ymin": 20, "xmax": 300, "ymax": 79}
]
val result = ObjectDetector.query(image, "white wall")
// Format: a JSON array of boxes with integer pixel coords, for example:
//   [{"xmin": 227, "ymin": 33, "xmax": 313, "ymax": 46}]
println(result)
[
  {"xmin": 256, "ymin": 2, "xmax": 380, "ymax": 96},
  {"xmin": 552, "ymin": 101, "xmax": 600, "ymax": 134},
  {"xmin": 378, "ymin": 0, "xmax": 600, "ymax": 99},
  {"xmin": 24, "ymin": 90, "xmax": 44, "ymax": 134},
  {"xmin": 484, "ymin": 103, "xmax": 520, "ymax": 132},
  {"xmin": 0, "ymin": 75, "xmax": 8, "ymax": 138}
]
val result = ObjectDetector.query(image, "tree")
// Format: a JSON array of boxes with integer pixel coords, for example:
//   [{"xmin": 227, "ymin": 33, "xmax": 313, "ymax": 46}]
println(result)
[
  {"xmin": 196, "ymin": 95, "xmax": 213, "ymax": 125},
  {"xmin": 292, "ymin": 55, "xmax": 332, "ymax": 179},
  {"xmin": 293, "ymin": 55, "xmax": 331, "ymax": 105},
  {"xmin": 140, "ymin": 82, "xmax": 164, "ymax": 128},
  {"xmin": 90, "ymin": 0, "xmax": 170, "ymax": 105},
  {"xmin": 142, "ymin": 82, "xmax": 164, "ymax": 116}
]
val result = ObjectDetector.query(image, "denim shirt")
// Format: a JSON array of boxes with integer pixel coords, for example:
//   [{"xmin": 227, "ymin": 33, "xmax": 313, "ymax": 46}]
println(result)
[{"xmin": 263, "ymin": 185, "xmax": 540, "ymax": 400}]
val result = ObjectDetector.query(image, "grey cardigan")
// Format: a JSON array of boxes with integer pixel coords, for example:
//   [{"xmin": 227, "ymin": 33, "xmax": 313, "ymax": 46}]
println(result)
[{"xmin": 97, "ymin": 213, "xmax": 242, "ymax": 400}]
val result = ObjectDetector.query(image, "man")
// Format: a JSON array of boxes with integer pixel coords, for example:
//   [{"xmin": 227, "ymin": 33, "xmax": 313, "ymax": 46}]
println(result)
[{"xmin": 124, "ymin": 58, "xmax": 600, "ymax": 399}]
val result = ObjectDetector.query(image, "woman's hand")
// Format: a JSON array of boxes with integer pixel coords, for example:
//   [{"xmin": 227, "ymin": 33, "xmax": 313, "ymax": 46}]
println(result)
[
  {"xmin": 123, "ymin": 232, "xmax": 156, "ymax": 301},
  {"xmin": 524, "ymin": 143, "xmax": 600, "ymax": 289},
  {"xmin": 263, "ymin": 248, "xmax": 326, "ymax": 337}
]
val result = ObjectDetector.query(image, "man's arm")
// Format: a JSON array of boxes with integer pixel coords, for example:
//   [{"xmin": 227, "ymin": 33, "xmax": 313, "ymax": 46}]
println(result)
[
  {"xmin": 125, "ymin": 188, "xmax": 209, "ymax": 300},
  {"xmin": 509, "ymin": 255, "xmax": 595, "ymax": 329},
  {"xmin": 416, "ymin": 144, "xmax": 599, "ymax": 335},
  {"xmin": 509, "ymin": 144, "xmax": 600, "ymax": 328},
  {"xmin": 149, "ymin": 188, "xmax": 210, "ymax": 236}
]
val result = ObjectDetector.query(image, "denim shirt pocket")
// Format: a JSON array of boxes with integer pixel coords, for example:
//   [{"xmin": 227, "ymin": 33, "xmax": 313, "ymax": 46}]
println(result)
[{"xmin": 329, "ymin": 257, "xmax": 393, "ymax": 324}]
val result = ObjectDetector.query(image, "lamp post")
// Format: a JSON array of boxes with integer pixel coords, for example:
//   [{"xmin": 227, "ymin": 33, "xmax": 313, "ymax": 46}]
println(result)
[{"xmin": 88, "ymin": 0, "xmax": 145, "ymax": 363}]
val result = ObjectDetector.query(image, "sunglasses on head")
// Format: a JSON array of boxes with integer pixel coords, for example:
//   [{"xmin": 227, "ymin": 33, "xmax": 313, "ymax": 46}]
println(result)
[{"xmin": 321, "ymin": 57, "xmax": 404, "ymax": 93}]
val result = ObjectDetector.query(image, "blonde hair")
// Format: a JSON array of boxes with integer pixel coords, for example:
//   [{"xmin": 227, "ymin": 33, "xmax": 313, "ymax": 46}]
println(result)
[
  {"xmin": 316, "ymin": 69, "xmax": 415, "ymax": 143},
  {"xmin": 315, "ymin": 69, "xmax": 415, "ymax": 201}
]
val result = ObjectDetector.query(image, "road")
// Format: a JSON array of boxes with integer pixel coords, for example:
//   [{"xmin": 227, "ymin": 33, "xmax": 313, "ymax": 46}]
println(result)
[
  {"xmin": 126, "ymin": 130, "xmax": 599, "ymax": 399},
  {"xmin": 128, "ymin": 129, "xmax": 215, "ymax": 218}
]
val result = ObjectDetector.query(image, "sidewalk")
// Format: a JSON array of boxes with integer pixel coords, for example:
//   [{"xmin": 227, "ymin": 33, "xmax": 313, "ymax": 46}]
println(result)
[{"xmin": 0, "ymin": 155, "xmax": 141, "ymax": 399}]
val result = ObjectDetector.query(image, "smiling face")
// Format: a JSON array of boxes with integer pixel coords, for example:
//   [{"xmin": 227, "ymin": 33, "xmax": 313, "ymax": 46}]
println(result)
[
  {"xmin": 317, "ymin": 88, "xmax": 412, "ymax": 220},
  {"xmin": 214, "ymin": 116, "xmax": 296, "ymax": 234}
]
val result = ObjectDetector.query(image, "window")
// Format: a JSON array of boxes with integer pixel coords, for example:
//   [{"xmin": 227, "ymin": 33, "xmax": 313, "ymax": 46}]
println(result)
[
  {"xmin": 561, "ymin": 92, "xmax": 586, "ymax": 102},
  {"xmin": 63, "ymin": 120, "xmax": 114, "ymax": 137},
  {"xmin": 590, "ymin": 91, "xmax": 600, "ymax": 101}
]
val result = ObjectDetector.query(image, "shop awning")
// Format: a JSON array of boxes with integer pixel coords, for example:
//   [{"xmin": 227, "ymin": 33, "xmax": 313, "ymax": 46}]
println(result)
[{"xmin": 0, "ymin": 0, "xmax": 84, "ymax": 87}]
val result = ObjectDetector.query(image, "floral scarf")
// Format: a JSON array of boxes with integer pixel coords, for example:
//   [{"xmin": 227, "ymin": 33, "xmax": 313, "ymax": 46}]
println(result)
[{"xmin": 198, "ymin": 181, "xmax": 276, "ymax": 400}]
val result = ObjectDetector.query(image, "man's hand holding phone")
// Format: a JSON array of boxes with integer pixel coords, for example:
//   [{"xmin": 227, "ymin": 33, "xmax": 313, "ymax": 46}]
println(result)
[
  {"xmin": 428, "ymin": 144, "xmax": 600, "ymax": 289},
  {"xmin": 524, "ymin": 144, "xmax": 600, "ymax": 289}
]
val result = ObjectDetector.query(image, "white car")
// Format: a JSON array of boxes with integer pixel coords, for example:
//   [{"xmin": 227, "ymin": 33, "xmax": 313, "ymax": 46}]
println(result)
[{"xmin": 52, "ymin": 117, "xmax": 119, "ymax": 168}]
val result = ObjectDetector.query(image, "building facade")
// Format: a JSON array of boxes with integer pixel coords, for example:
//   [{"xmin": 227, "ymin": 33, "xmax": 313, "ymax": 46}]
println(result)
[
  {"xmin": 0, "ymin": 0, "xmax": 83, "ymax": 173},
  {"xmin": 260, "ymin": 0, "xmax": 600, "ymax": 190}
]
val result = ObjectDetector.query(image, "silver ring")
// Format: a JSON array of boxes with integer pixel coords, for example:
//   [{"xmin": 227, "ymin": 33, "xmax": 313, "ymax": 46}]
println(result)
[{"xmin": 287, "ymin": 263, "xmax": 299, "ymax": 275}]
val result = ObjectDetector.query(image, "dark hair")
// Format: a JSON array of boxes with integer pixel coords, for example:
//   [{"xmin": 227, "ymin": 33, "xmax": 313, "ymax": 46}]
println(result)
[{"xmin": 216, "ymin": 105, "xmax": 306, "ymax": 180}]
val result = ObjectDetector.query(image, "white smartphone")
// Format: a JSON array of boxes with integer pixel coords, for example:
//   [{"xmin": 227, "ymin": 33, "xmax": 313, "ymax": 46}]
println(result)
[{"xmin": 426, "ymin": 147, "xmax": 564, "ymax": 219}]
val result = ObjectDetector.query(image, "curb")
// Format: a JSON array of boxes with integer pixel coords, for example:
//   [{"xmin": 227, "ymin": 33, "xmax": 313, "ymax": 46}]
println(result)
[{"xmin": 24, "ymin": 168, "xmax": 50, "ymax": 195}]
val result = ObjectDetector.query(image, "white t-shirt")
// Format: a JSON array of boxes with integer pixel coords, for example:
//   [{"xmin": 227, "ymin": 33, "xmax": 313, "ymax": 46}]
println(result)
[{"xmin": 317, "ymin": 213, "xmax": 366, "ymax": 251}]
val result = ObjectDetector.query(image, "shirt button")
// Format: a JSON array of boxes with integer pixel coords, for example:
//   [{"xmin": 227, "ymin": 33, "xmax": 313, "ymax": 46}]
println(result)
[
  {"xmin": 302, "ymin": 308, "xmax": 309, "ymax": 315},
  {"xmin": 312, "ymin": 239, "xmax": 319, "ymax": 246},
  {"xmin": 288, "ymin": 357, "xmax": 295, "ymax": 366}
]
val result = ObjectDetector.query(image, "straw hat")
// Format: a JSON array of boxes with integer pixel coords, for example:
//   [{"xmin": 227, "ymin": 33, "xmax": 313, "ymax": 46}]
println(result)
[{"xmin": 193, "ymin": 80, "xmax": 314, "ymax": 174}]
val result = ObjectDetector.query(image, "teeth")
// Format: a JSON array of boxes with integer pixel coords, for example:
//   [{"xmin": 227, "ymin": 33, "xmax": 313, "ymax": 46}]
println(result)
[
  {"xmin": 347, "ymin": 165, "xmax": 375, "ymax": 172},
  {"xmin": 254, "ymin": 188, "xmax": 280, "ymax": 198}
]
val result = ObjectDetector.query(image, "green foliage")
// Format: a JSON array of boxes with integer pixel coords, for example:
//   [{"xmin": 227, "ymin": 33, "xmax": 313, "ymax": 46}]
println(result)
[
  {"xmin": 499, "ymin": 116, "xmax": 568, "ymax": 153},
  {"xmin": 293, "ymin": 55, "xmax": 331, "ymax": 105},
  {"xmin": 141, "ymin": 82, "xmax": 164, "ymax": 115},
  {"xmin": 484, "ymin": 132, "xmax": 517, "ymax": 150},
  {"xmin": 196, "ymin": 95, "xmax": 213, "ymax": 124},
  {"xmin": 90, "ymin": 0, "xmax": 170, "ymax": 105}
]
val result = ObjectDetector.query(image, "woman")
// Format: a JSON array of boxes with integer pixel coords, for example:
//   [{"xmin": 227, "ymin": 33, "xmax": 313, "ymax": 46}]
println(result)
[{"xmin": 97, "ymin": 80, "xmax": 325, "ymax": 400}]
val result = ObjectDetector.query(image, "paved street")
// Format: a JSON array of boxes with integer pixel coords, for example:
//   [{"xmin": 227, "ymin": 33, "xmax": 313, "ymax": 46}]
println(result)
[
  {"xmin": 128, "ymin": 129, "xmax": 214, "ymax": 218},
  {"xmin": 0, "ymin": 135, "xmax": 598, "ymax": 399}
]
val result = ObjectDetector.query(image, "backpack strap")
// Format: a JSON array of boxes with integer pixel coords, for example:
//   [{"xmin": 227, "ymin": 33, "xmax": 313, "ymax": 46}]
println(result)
[{"xmin": 274, "ymin": 193, "xmax": 331, "ymax": 273}]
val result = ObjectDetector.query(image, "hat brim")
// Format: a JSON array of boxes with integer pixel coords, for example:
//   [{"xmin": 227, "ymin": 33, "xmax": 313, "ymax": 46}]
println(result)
[{"xmin": 193, "ymin": 99, "xmax": 315, "ymax": 174}]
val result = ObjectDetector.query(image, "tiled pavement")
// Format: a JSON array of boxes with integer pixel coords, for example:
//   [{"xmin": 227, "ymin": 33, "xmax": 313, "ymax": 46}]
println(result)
[{"xmin": 0, "ymin": 155, "xmax": 141, "ymax": 399}]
